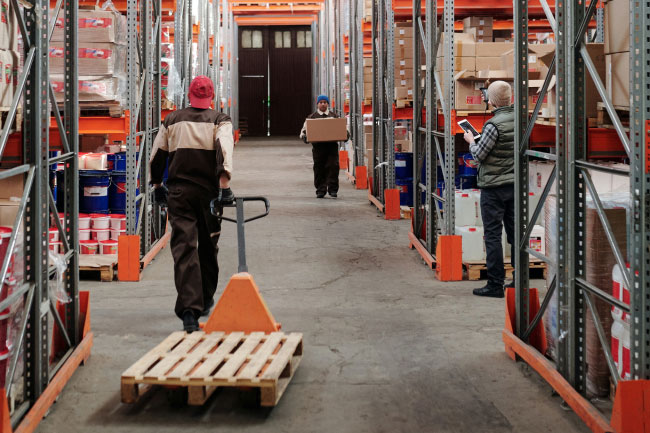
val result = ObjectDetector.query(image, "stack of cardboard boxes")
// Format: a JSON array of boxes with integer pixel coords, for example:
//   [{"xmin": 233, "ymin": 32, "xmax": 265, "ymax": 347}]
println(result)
[
  {"xmin": 0, "ymin": 0, "xmax": 19, "ymax": 109},
  {"xmin": 50, "ymin": 9, "xmax": 127, "ymax": 107},
  {"xmin": 394, "ymin": 22, "xmax": 414, "ymax": 108},
  {"xmin": 363, "ymin": 58, "xmax": 373, "ymax": 103},
  {"xmin": 604, "ymin": 0, "xmax": 629, "ymax": 108},
  {"xmin": 363, "ymin": 0, "xmax": 372, "ymax": 22},
  {"xmin": 462, "ymin": 17, "xmax": 493, "ymax": 43}
]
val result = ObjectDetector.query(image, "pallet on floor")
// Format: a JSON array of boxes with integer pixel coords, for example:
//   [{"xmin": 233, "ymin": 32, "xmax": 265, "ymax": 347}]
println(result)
[
  {"xmin": 400, "ymin": 206, "xmax": 412, "ymax": 220},
  {"xmin": 79, "ymin": 254, "xmax": 117, "ymax": 282},
  {"xmin": 463, "ymin": 259, "xmax": 546, "ymax": 281},
  {"xmin": 121, "ymin": 331, "xmax": 303, "ymax": 407}
]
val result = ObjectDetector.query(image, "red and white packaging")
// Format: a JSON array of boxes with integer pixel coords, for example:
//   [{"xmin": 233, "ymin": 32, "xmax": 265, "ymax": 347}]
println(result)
[
  {"xmin": 57, "ymin": 212, "xmax": 66, "ymax": 228},
  {"xmin": 611, "ymin": 320, "xmax": 631, "ymax": 380},
  {"xmin": 48, "ymin": 227, "xmax": 59, "ymax": 242},
  {"xmin": 91, "ymin": 228, "xmax": 110, "ymax": 242},
  {"xmin": 90, "ymin": 213, "xmax": 110, "ymax": 229},
  {"xmin": 99, "ymin": 239, "xmax": 118, "ymax": 255},
  {"xmin": 110, "ymin": 228, "xmax": 126, "ymax": 240},
  {"xmin": 78, "ymin": 213, "xmax": 91, "ymax": 229},
  {"xmin": 79, "ymin": 228, "xmax": 92, "ymax": 241},
  {"xmin": 109, "ymin": 214, "xmax": 126, "ymax": 230},
  {"xmin": 49, "ymin": 241, "xmax": 62, "ymax": 254},
  {"xmin": 612, "ymin": 263, "xmax": 631, "ymax": 324},
  {"xmin": 80, "ymin": 240, "xmax": 99, "ymax": 255}
]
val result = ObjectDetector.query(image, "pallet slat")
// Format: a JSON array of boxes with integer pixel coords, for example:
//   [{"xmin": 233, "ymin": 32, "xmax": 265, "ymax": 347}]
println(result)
[
  {"xmin": 188, "ymin": 332, "xmax": 245, "ymax": 379},
  {"xmin": 121, "ymin": 332, "xmax": 185, "ymax": 379},
  {"xmin": 212, "ymin": 332, "xmax": 264, "ymax": 381},
  {"xmin": 261, "ymin": 333, "xmax": 303, "ymax": 380},
  {"xmin": 237, "ymin": 333, "xmax": 284, "ymax": 381},
  {"xmin": 165, "ymin": 332, "xmax": 225, "ymax": 380}
]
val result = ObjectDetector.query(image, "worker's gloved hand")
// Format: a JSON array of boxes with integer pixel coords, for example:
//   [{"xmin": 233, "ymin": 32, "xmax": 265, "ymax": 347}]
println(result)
[
  {"xmin": 216, "ymin": 187, "xmax": 235, "ymax": 205},
  {"xmin": 153, "ymin": 184, "xmax": 168, "ymax": 205},
  {"xmin": 346, "ymin": 130, "xmax": 351, "ymax": 141},
  {"xmin": 301, "ymin": 135, "xmax": 308, "ymax": 144}
]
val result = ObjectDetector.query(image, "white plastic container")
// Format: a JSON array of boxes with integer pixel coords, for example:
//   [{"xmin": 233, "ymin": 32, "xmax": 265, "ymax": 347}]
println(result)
[
  {"xmin": 456, "ymin": 226, "xmax": 486, "ymax": 261},
  {"xmin": 455, "ymin": 191, "xmax": 480, "ymax": 226},
  {"xmin": 110, "ymin": 228, "xmax": 126, "ymax": 240},
  {"xmin": 99, "ymin": 239, "xmax": 118, "ymax": 255},
  {"xmin": 469, "ymin": 189, "xmax": 482, "ymax": 226},
  {"xmin": 84, "ymin": 153, "xmax": 107, "ymax": 170},
  {"xmin": 529, "ymin": 225, "xmax": 545, "ymax": 256},
  {"xmin": 612, "ymin": 263, "xmax": 630, "ymax": 324},
  {"xmin": 48, "ymin": 227, "xmax": 59, "ymax": 242},
  {"xmin": 90, "ymin": 214, "xmax": 110, "ymax": 229},
  {"xmin": 80, "ymin": 240, "xmax": 98, "ymax": 255},
  {"xmin": 91, "ymin": 228, "xmax": 111, "ymax": 242},
  {"xmin": 109, "ymin": 214, "xmax": 126, "ymax": 230},
  {"xmin": 528, "ymin": 192, "xmax": 544, "ymax": 225},
  {"xmin": 78, "ymin": 213, "xmax": 91, "ymax": 229},
  {"xmin": 48, "ymin": 241, "xmax": 62, "ymax": 254},
  {"xmin": 611, "ymin": 319, "xmax": 631, "ymax": 380},
  {"xmin": 79, "ymin": 228, "xmax": 92, "ymax": 241}
]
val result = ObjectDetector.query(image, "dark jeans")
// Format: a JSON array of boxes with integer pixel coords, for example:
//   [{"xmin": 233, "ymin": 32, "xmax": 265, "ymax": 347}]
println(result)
[
  {"xmin": 480, "ymin": 184, "xmax": 515, "ymax": 287},
  {"xmin": 168, "ymin": 183, "xmax": 222, "ymax": 318},
  {"xmin": 312, "ymin": 142, "xmax": 339, "ymax": 194}
]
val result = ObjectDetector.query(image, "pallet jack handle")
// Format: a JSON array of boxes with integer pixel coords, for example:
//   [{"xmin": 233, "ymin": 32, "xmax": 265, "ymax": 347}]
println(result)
[{"xmin": 210, "ymin": 196, "xmax": 270, "ymax": 274}]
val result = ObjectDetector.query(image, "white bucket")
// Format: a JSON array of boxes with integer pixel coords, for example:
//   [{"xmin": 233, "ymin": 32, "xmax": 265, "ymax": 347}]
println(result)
[
  {"xmin": 48, "ymin": 227, "xmax": 59, "ymax": 242},
  {"xmin": 78, "ymin": 213, "xmax": 91, "ymax": 229},
  {"xmin": 79, "ymin": 228, "xmax": 92, "ymax": 241},
  {"xmin": 91, "ymin": 228, "xmax": 111, "ymax": 242},
  {"xmin": 90, "ymin": 214, "xmax": 110, "ymax": 229},
  {"xmin": 109, "ymin": 214, "xmax": 126, "ymax": 230},
  {"xmin": 110, "ymin": 229, "xmax": 126, "ymax": 241}
]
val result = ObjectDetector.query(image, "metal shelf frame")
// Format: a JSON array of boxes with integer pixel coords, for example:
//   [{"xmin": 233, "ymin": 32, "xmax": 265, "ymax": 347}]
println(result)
[
  {"xmin": 349, "ymin": 0, "xmax": 365, "ymax": 175},
  {"xmin": 0, "ymin": 0, "xmax": 83, "ymax": 426},
  {"xmin": 512, "ymin": 0, "xmax": 650, "ymax": 416},
  {"xmin": 371, "ymin": 0, "xmax": 396, "ymax": 203}
]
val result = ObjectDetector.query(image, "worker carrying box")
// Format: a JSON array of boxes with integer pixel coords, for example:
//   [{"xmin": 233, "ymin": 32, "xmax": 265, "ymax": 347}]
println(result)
[{"xmin": 300, "ymin": 95, "xmax": 350, "ymax": 198}]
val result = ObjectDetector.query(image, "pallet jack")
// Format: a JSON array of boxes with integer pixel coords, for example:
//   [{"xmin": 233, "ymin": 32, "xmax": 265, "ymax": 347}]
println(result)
[{"xmin": 121, "ymin": 196, "xmax": 303, "ymax": 407}]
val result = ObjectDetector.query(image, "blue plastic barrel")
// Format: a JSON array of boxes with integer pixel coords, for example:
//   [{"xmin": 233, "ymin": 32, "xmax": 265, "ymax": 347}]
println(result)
[
  {"xmin": 456, "ymin": 175, "xmax": 477, "ymax": 190},
  {"xmin": 396, "ymin": 178, "xmax": 413, "ymax": 207},
  {"xmin": 436, "ymin": 180, "xmax": 445, "ymax": 209},
  {"xmin": 109, "ymin": 171, "xmax": 140, "ymax": 213},
  {"xmin": 463, "ymin": 153, "xmax": 478, "ymax": 176},
  {"xmin": 79, "ymin": 170, "xmax": 110, "ymax": 214},
  {"xmin": 106, "ymin": 153, "xmax": 116, "ymax": 171},
  {"xmin": 113, "ymin": 152, "xmax": 139, "ymax": 171},
  {"xmin": 394, "ymin": 152, "xmax": 413, "ymax": 180},
  {"xmin": 56, "ymin": 170, "xmax": 65, "ymax": 211}
]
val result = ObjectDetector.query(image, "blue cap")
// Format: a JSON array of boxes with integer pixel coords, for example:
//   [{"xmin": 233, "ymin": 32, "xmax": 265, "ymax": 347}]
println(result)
[{"xmin": 317, "ymin": 95, "xmax": 330, "ymax": 104}]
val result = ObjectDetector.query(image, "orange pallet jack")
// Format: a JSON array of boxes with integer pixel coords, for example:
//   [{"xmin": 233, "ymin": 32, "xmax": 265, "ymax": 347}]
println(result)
[{"xmin": 121, "ymin": 197, "xmax": 303, "ymax": 407}]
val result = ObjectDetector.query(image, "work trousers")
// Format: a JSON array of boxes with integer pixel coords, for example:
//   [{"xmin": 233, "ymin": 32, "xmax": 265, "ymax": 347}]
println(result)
[
  {"xmin": 312, "ymin": 142, "xmax": 339, "ymax": 195},
  {"xmin": 480, "ymin": 184, "xmax": 515, "ymax": 287},
  {"xmin": 167, "ymin": 182, "xmax": 221, "ymax": 318}
]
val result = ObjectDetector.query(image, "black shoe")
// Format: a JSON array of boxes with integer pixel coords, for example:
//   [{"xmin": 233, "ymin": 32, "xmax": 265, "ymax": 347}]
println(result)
[
  {"xmin": 182, "ymin": 310, "xmax": 199, "ymax": 333},
  {"xmin": 505, "ymin": 280, "xmax": 515, "ymax": 289},
  {"xmin": 201, "ymin": 298, "xmax": 214, "ymax": 317},
  {"xmin": 472, "ymin": 284, "xmax": 505, "ymax": 298},
  {"xmin": 329, "ymin": 192, "xmax": 337, "ymax": 197},
  {"xmin": 316, "ymin": 192, "xmax": 325, "ymax": 198}
]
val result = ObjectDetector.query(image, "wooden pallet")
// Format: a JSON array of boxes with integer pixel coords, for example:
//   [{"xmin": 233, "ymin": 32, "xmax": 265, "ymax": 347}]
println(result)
[
  {"xmin": 395, "ymin": 99, "xmax": 413, "ymax": 109},
  {"xmin": 400, "ymin": 206, "xmax": 412, "ymax": 220},
  {"xmin": 121, "ymin": 331, "xmax": 303, "ymax": 407},
  {"xmin": 596, "ymin": 102, "xmax": 629, "ymax": 129},
  {"xmin": 79, "ymin": 255, "xmax": 117, "ymax": 282},
  {"xmin": 463, "ymin": 259, "xmax": 546, "ymax": 281}
]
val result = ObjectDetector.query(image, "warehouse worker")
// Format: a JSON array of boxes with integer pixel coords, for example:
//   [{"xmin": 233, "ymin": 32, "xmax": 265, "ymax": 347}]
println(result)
[
  {"xmin": 150, "ymin": 76, "xmax": 235, "ymax": 333},
  {"xmin": 300, "ymin": 95, "xmax": 344, "ymax": 198},
  {"xmin": 463, "ymin": 80, "xmax": 515, "ymax": 299}
]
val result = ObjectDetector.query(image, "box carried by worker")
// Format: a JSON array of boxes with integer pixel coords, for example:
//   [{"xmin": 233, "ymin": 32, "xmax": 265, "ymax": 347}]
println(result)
[{"xmin": 305, "ymin": 117, "xmax": 348, "ymax": 143}]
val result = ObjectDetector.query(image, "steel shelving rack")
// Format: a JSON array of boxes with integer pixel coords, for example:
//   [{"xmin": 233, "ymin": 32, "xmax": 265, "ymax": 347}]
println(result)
[
  {"xmin": 0, "ymin": 0, "xmax": 93, "ymax": 429},
  {"xmin": 506, "ymin": 0, "xmax": 650, "ymax": 430},
  {"xmin": 349, "ymin": 0, "xmax": 366, "ymax": 181}
]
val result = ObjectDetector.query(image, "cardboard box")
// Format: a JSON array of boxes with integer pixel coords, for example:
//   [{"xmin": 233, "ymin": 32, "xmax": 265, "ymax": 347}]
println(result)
[
  {"xmin": 436, "ymin": 56, "xmax": 476, "ymax": 73},
  {"xmin": 395, "ymin": 140, "xmax": 412, "ymax": 152},
  {"xmin": 50, "ymin": 43, "xmax": 126, "ymax": 76},
  {"xmin": 0, "ymin": 199, "xmax": 19, "ymax": 226},
  {"xmin": 80, "ymin": 135, "xmax": 109, "ymax": 153},
  {"xmin": 455, "ymin": 80, "xmax": 489, "ymax": 110},
  {"xmin": 394, "ymin": 26, "xmax": 413, "ymax": 39},
  {"xmin": 501, "ymin": 44, "xmax": 555, "ymax": 76},
  {"xmin": 395, "ymin": 87, "xmax": 413, "ymax": 100},
  {"xmin": 363, "ymin": 57, "xmax": 373, "ymax": 67},
  {"xmin": 438, "ymin": 33, "xmax": 476, "ymax": 57},
  {"xmin": 604, "ymin": 0, "xmax": 629, "ymax": 54},
  {"xmin": 364, "ymin": 133, "xmax": 373, "ymax": 150},
  {"xmin": 51, "ymin": 9, "xmax": 126, "ymax": 44},
  {"xmin": 396, "ymin": 78, "xmax": 414, "ymax": 88},
  {"xmin": 395, "ymin": 68, "xmax": 414, "ymax": 79},
  {"xmin": 306, "ymin": 118, "xmax": 348, "ymax": 143},
  {"xmin": 606, "ymin": 51, "xmax": 630, "ymax": 107},
  {"xmin": 475, "ymin": 56, "xmax": 502, "ymax": 72},
  {"xmin": 475, "ymin": 42, "xmax": 513, "ymax": 57},
  {"xmin": 0, "ymin": 170, "xmax": 24, "ymax": 200},
  {"xmin": 465, "ymin": 27, "xmax": 493, "ymax": 41},
  {"xmin": 463, "ymin": 17, "xmax": 494, "ymax": 29},
  {"xmin": 395, "ymin": 58, "xmax": 414, "ymax": 69}
]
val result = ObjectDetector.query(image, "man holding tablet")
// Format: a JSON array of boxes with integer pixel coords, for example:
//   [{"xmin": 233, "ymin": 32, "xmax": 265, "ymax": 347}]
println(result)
[{"xmin": 462, "ymin": 81, "xmax": 515, "ymax": 299}]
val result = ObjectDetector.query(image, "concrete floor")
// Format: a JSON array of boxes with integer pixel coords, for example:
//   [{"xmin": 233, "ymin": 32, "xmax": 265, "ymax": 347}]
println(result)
[{"xmin": 38, "ymin": 137, "xmax": 590, "ymax": 433}]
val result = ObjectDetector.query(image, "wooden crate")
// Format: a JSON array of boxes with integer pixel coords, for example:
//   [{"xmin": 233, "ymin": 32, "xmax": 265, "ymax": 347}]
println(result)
[
  {"xmin": 596, "ymin": 102, "xmax": 629, "ymax": 129},
  {"xmin": 121, "ymin": 331, "xmax": 303, "ymax": 407},
  {"xmin": 463, "ymin": 259, "xmax": 546, "ymax": 281}
]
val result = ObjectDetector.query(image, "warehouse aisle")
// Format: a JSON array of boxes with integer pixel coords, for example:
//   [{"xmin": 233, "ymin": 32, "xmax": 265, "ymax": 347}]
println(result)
[{"xmin": 38, "ymin": 137, "xmax": 589, "ymax": 433}]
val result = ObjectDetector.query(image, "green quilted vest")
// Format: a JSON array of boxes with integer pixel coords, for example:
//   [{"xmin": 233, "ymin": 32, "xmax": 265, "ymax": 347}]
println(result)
[{"xmin": 477, "ymin": 105, "xmax": 515, "ymax": 188}]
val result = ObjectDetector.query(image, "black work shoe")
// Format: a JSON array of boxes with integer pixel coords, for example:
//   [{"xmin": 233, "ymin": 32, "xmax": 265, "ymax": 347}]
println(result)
[
  {"xmin": 329, "ymin": 192, "xmax": 337, "ymax": 198},
  {"xmin": 505, "ymin": 280, "xmax": 515, "ymax": 289},
  {"xmin": 201, "ymin": 298, "xmax": 215, "ymax": 317},
  {"xmin": 473, "ymin": 284, "xmax": 505, "ymax": 298},
  {"xmin": 316, "ymin": 192, "xmax": 325, "ymax": 198},
  {"xmin": 182, "ymin": 310, "xmax": 199, "ymax": 333}
]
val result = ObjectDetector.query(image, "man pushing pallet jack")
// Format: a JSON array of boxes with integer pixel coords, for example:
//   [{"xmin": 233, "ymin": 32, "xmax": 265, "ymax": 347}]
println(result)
[{"xmin": 121, "ymin": 76, "xmax": 302, "ymax": 407}]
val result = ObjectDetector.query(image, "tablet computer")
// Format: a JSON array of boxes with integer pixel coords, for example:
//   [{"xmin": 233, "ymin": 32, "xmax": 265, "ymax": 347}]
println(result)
[{"xmin": 457, "ymin": 119, "xmax": 481, "ymax": 140}]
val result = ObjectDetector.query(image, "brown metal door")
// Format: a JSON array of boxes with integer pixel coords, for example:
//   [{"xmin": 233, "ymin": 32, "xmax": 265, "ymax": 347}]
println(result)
[
  {"xmin": 269, "ymin": 27, "xmax": 313, "ymax": 136},
  {"xmin": 238, "ymin": 28, "xmax": 268, "ymax": 136}
]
